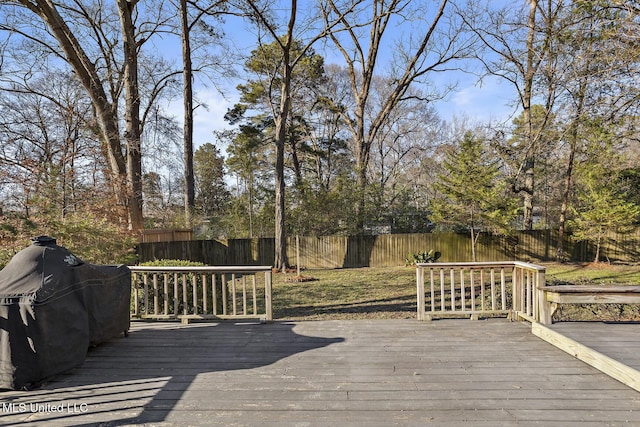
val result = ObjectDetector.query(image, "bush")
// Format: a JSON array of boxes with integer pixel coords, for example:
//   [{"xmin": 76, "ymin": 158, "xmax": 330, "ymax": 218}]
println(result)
[
  {"xmin": 0, "ymin": 212, "xmax": 137, "ymax": 269},
  {"xmin": 140, "ymin": 259, "xmax": 206, "ymax": 267},
  {"xmin": 405, "ymin": 249, "xmax": 441, "ymax": 266}
]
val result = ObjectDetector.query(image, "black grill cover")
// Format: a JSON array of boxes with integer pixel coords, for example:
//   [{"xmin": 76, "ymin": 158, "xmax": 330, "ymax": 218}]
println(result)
[{"xmin": 0, "ymin": 236, "xmax": 130, "ymax": 390}]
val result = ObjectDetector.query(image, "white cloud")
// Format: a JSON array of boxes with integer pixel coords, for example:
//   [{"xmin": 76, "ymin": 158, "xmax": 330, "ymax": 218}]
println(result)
[
  {"xmin": 441, "ymin": 74, "xmax": 517, "ymax": 123},
  {"xmin": 192, "ymin": 89, "xmax": 237, "ymax": 149}
]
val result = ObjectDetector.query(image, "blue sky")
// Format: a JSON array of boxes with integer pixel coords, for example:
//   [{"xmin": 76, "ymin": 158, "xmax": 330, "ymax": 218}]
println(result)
[{"xmin": 163, "ymin": 1, "xmax": 521, "ymax": 150}]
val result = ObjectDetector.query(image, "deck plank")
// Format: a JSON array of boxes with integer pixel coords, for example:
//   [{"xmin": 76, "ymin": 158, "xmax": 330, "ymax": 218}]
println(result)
[{"xmin": 1, "ymin": 319, "xmax": 639, "ymax": 426}]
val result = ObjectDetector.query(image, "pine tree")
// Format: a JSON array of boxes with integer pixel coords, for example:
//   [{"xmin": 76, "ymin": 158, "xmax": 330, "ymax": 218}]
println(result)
[
  {"xmin": 569, "ymin": 128, "xmax": 640, "ymax": 263},
  {"xmin": 430, "ymin": 131, "xmax": 518, "ymax": 261}
]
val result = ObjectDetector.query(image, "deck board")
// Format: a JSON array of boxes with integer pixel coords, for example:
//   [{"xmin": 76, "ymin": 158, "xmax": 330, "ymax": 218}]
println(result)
[{"xmin": 1, "ymin": 319, "xmax": 639, "ymax": 426}]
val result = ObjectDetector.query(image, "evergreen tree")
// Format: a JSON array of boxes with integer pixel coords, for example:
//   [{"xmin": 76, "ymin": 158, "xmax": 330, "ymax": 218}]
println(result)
[
  {"xmin": 569, "ymin": 125, "xmax": 640, "ymax": 263},
  {"xmin": 194, "ymin": 143, "xmax": 230, "ymax": 238},
  {"xmin": 430, "ymin": 131, "xmax": 518, "ymax": 261}
]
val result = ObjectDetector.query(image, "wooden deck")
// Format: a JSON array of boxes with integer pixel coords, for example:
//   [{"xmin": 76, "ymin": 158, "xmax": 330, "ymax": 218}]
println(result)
[{"xmin": 1, "ymin": 319, "xmax": 639, "ymax": 426}]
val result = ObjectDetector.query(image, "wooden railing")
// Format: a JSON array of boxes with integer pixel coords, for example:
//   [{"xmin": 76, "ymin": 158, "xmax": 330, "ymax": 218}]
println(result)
[
  {"xmin": 416, "ymin": 261, "xmax": 546, "ymax": 322},
  {"xmin": 130, "ymin": 266, "xmax": 273, "ymax": 323}
]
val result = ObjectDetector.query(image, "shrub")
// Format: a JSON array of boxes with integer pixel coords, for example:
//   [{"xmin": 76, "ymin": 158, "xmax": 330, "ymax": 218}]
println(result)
[
  {"xmin": 405, "ymin": 249, "xmax": 441, "ymax": 265},
  {"xmin": 140, "ymin": 259, "xmax": 206, "ymax": 267},
  {"xmin": 0, "ymin": 212, "xmax": 137, "ymax": 269}
]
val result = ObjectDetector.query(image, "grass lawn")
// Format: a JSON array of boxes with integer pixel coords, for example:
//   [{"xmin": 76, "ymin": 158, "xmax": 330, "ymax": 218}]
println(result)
[{"xmin": 271, "ymin": 262, "xmax": 640, "ymax": 321}]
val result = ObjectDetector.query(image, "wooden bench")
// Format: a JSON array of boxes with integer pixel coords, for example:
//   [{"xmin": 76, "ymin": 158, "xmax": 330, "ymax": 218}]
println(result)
[{"xmin": 538, "ymin": 285, "xmax": 640, "ymax": 325}]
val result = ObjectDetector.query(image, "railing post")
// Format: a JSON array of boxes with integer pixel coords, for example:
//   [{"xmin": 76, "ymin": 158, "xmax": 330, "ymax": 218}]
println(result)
[
  {"xmin": 133, "ymin": 272, "xmax": 139, "ymax": 317},
  {"xmin": 536, "ymin": 269, "xmax": 550, "ymax": 324},
  {"xmin": 512, "ymin": 265, "xmax": 522, "ymax": 315},
  {"xmin": 416, "ymin": 265, "xmax": 425, "ymax": 321}
]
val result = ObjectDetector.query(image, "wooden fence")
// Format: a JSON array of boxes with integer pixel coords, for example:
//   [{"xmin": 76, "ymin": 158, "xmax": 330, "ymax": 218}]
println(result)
[
  {"xmin": 136, "ymin": 230, "xmax": 640, "ymax": 268},
  {"xmin": 141, "ymin": 229, "xmax": 193, "ymax": 243}
]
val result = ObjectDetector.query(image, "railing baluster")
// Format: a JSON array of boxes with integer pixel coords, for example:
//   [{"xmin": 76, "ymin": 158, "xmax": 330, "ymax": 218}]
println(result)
[
  {"xmin": 202, "ymin": 273, "xmax": 208, "ymax": 314},
  {"xmin": 143, "ymin": 273, "xmax": 149, "ymax": 316},
  {"xmin": 416, "ymin": 266, "xmax": 425, "ymax": 320},
  {"xmin": 490, "ymin": 268, "xmax": 496, "ymax": 311},
  {"xmin": 191, "ymin": 274, "xmax": 198, "ymax": 315},
  {"xmin": 526, "ymin": 270, "xmax": 532, "ymax": 316},
  {"xmin": 450, "ymin": 268, "xmax": 456, "ymax": 311},
  {"xmin": 265, "ymin": 270, "xmax": 273, "ymax": 321},
  {"xmin": 429, "ymin": 269, "xmax": 435, "ymax": 314},
  {"xmin": 521, "ymin": 269, "xmax": 526, "ymax": 315},
  {"xmin": 173, "ymin": 272, "xmax": 179, "ymax": 316},
  {"xmin": 231, "ymin": 274, "xmax": 237, "ymax": 315},
  {"xmin": 182, "ymin": 273, "xmax": 188, "ymax": 315},
  {"xmin": 133, "ymin": 272, "xmax": 139, "ymax": 317},
  {"xmin": 460, "ymin": 270, "xmax": 466, "ymax": 311},
  {"xmin": 162, "ymin": 273, "xmax": 169, "ymax": 316},
  {"xmin": 252, "ymin": 275, "xmax": 257, "ymax": 315},
  {"xmin": 500, "ymin": 268, "xmax": 506, "ymax": 310},
  {"xmin": 439, "ymin": 269, "xmax": 445, "ymax": 312},
  {"xmin": 242, "ymin": 275, "xmax": 247, "ymax": 316},
  {"xmin": 222, "ymin": 274, "xmax": 227, "ymax": 316},
  {"xmin": 212, "ymin": 274, "xmax": 217, "ymax": 316},
  {"xmin": 480, "ymin": 269, "xmax": 486, "ymax": 312},
  {"xmin": 470, "ymin": 269, "xmax": 475, "ymax": 311},
  {"xmin": 153, "ymin": 273, "xmax": 159, "ymax": 315}
]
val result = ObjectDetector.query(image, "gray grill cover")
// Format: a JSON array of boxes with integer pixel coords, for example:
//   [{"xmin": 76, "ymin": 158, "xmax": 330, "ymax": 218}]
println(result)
[{"xmin": 0, "ymin": 236, "xmax": 130, "ymax": 390}]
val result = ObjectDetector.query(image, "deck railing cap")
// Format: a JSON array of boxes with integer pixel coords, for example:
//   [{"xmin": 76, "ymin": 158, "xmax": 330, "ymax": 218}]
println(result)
[
  {"xmin": 416, "ymin": 261, "xmax": 545, "ymax": 271},
  {"xmin": 130, "ymin": 265, "xmax": 273, "ymax": 273}
]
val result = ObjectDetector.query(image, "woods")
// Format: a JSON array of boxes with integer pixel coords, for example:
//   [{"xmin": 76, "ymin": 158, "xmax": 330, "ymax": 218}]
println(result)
[{"xmin": 1, "ymin": 0, "xmax": 639, "ymax": 266}]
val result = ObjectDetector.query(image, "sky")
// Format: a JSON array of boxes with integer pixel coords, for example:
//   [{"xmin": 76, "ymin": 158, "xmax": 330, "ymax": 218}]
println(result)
[
  {"xmin": 163, "ymin": 1, "xmax": 521, "ymax": 153},
  {"xmin": 180, "ymin": 73, "xmax": 518, "ymax": 152}
]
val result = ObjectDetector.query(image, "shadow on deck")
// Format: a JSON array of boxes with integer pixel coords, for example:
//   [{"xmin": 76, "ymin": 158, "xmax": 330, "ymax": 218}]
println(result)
[
  {"xmin": 0, "ymin": 321, "xmax": 344, "ymax": 426},
  {"xmin": 1, "ymin": 319, "xmax": 639, "ymax": 426}
]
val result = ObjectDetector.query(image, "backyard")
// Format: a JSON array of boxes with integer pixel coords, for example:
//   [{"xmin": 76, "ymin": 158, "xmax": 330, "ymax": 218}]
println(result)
[{"xmin": 272, "ymin": 262, "xmax": 640, "ymax": 321}]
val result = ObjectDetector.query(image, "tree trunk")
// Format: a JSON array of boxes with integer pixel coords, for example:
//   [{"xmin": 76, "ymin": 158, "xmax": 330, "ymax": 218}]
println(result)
[
  {"xmin": 354, "ymin": 104, "xmax": 370, "ymax": 230},
  {"xmin": 117, "ymin": 0, "xmax": 144, "ymax": 234},
  {"xmin": 521, "ymin": 0, "xmax": 538, "ymax": 230},
  {"xmin": 273, "ymin": 42, "xmax": 293, "ymax": 271},
  {"xmin": 556, "ymin": 76, "xmax": 587, "ymax": 261},
  {"xmin": 594, "ymin": 234, "xmax": 602, "ymax": 263},
  {"xmin": 470, "ymin": 228, "xmax": 477, "ymax": 262},
  {"xmin": 555, "ymin": 138, "xmax": 575, "ymax": 262},
  {"xmin": 181, "ymin": 0, "xmax": 195, "ymax": 227}
]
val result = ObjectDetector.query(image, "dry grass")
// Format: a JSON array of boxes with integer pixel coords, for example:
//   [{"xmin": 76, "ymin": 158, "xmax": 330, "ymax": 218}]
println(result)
[
  {"xmin": 270, "ymin": 263, "xmax": 640, "ymax": 321},
  {"xmin": 273, "ymin": 266, "xmax": 417, "ymax": 320}
]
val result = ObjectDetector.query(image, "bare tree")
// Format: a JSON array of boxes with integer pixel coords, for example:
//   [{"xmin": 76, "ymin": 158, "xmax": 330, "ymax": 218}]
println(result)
[
  {"xmin": 236, "ymin": 0, "xmax": 356, "ymax": 270},
  {"xmin": 176, "ymin": 0, "xmax": 228, "ymax": 226},
  {"xmin": 0, "ymin": 0, "xmax": 145, "ymax": 231},
  {"xmin": 320, "ymin": 0, "xmax": 475, "ymax": 229},
  {"xmin": 0, "ymin": 72, "xmax": 99, "ymax": 217},
  {"xmin": 461, "ymin": 0, "xmax": 561, "ymax": 230},
  {"xmin": 0, "ymin": 0, "xmax": 186, "ymax": 233}
]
